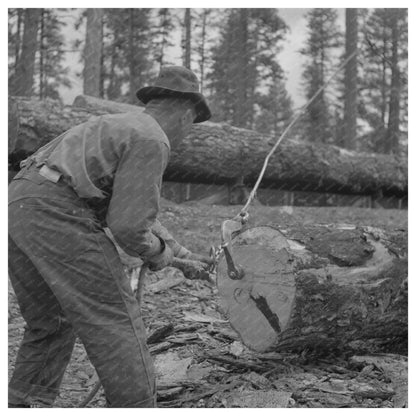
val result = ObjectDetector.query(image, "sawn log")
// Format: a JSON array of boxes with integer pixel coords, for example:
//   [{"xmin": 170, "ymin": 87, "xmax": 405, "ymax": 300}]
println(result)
[
  {"xmin": 8, "ymin": 95, "xmax": 407, "ymax": 196},
  {"xmin": 217, "ymin": 224, "xmax": 407, "ymax": 354}
]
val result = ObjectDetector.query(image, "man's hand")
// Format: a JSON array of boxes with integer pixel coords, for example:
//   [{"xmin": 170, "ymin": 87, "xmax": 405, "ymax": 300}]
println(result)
[
  {"xmin": 184, "ymin": 251, "xmax": 214, "ymax": 267},
  {"xmin": 147, "ymin": 241, "xmax": 174, "ymax": 271}
]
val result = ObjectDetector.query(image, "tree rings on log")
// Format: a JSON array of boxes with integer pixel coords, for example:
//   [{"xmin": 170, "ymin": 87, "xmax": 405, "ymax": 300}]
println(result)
[
  {"xmin": 217, "ymin": 225, "xmax": 407, "ymax": 354},
  {"xmin": 217, "ymin": 227, "xmax": 296, "ymax": 352}
]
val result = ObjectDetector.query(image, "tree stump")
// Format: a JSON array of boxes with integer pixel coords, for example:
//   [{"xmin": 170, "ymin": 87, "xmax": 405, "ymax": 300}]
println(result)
[{"xmin": 217, "ymin": 225, "xmax": 407, "ymax": 354}]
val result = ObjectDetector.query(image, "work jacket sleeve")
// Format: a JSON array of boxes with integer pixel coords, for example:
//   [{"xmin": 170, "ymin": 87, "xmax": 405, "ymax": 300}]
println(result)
[
  {"xmin": 106, "ymin": 138, "xmax": 169, "ymax": 259},
  {"xmin": 151, "ymin": 219, "xmax": 191, "ymax": 258}
]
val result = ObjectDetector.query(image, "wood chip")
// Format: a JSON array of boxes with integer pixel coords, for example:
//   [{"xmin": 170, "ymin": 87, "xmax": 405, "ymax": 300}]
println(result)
[
  {"xmin": 154, "ymin": 352, "xmax": 193, "ymax": 386},
  {"xmin": 147, "ymin": 276, "xmax": 185, "ymax": 293},
  {"xmin": 183, "ymin": 311, "xmax": 227, "ymax": 324},
  {"xmin": 149, "ymin": 341, "xmax": 172, "ymax": 355}
]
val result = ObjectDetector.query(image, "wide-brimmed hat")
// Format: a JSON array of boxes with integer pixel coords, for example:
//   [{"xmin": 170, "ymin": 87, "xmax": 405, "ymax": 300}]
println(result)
[{"xmin": 136, "ymin": 66, "xmax": 211, "ymax": 123}]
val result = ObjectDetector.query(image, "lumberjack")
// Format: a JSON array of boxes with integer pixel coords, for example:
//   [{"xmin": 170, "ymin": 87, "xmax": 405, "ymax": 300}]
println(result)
[{"xmin": 8, "ymin": 66, "xmax": 213, "ymax": 408}]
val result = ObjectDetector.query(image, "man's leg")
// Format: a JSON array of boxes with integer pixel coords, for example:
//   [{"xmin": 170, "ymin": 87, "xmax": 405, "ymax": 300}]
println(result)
[
  {"xmin": 36, "ymin": 232, "xmax": 157, "ymax": 408},
  {"xmin": 9, "ymin": 191, "xmax": 156, "ymax": 407},
  {"xmin": 8, "ymin": 236, "xmax": 76, "ymax": 407}
]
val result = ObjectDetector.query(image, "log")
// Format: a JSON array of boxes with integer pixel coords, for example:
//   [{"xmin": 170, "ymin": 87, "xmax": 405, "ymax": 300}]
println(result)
[
  {"xmin": 9, "ymin": 95, "xmax": 407, "ymax": 197},
  {"xmin": 216, "ymin": 224, "xmax": 407, "ymax": 354}
]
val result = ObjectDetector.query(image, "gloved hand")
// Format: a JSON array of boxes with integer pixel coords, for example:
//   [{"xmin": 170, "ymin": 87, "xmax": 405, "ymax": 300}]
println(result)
[
  {"xmin": 184, "ymin": 251, "xmax": 214, "ymax": 267},
  {"xmin": 147, "ymin": 239, "xmax": 174, "ymax": 271}
]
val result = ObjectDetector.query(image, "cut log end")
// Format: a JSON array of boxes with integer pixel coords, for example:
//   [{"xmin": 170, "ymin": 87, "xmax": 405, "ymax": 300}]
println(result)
[
  {"xmin": 217, "ymin": 227, "xmax": 296, "ymax": 352},
  {"xmin": 217, "ymin": 225, "xmax": 407, "ymax": 354}
]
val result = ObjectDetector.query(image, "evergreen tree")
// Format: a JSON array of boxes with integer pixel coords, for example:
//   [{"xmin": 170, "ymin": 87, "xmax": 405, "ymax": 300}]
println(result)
[
  {"xmin": 341, "ymin": 8, "xmax": 358, "ymax": 150},
  {"xmin": 193, "ymin": 8, "xmax": 216, "ymax": 94},
  {"xmin": 38, "ymin": 9, "xmax": 72, "ymax": 100},
  {"xmin": 83, "ymin": 8, "xmax": 103, "ymax": 97},
  {"xmin": 209, "ymin": 8, "xmax": 288, "ymax": 129},
  {"xmin": 8, "ymin": 9, "xmax": 24, "ymax": 81},
  {"xmin": 101, "ymin": 9, "xmax": 153, "ymax": 103},
  {"xmin": 254, "ymin": 73, "xmax": 293, "ymax": 136},
  {"xmin": 360, "ymin": 8, "xmax": 407, "ymax": 154},
  {"xmin": 151, "ymin": 8, "xmax": 175, "ymax": 70},
  {"xmin": 10, "ymin": 8, "xmax": 41, "ymax": 96},
  {"xmin": 182, "ymin": 8, "xmax": 192, "ymax": 69},
  {"xmin": 300, "ymin": 8, "xmax": 342, "ymax": 144}
]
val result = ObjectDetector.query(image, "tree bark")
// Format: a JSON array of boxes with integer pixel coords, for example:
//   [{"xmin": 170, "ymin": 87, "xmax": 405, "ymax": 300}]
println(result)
[
  {"xmin": 128, "ymin": 9, "xmax": 136, "ymax": 103},
  {"xmin": 217, "ymin": 225, "xmax": 407, "ymax": 354},
  {"xmin": 14, "ymin": 9, "xmax": 23, "ymax": 71},
  {"xmin": 385, "ymin": 9, "xmax": 401, "ymax": 154},
  {"xmin": 8, "ymin": 95, "xmax": 407, "ymax": 197},
  {"xmin": 83, "ymin": 8, "xmax": 103, "ymax": 97},
  {"xmin": 183, "ymin": 8, "xmax": 191, "ymax": 69},
  {"xmin": 343, "ymin": 8, "xmax": 358, "ymax": 150},
  {"xmin": 234, "ymin": 8, "xmax": 249, "ymax": 128},
  {"xmin": 39, "ymin": 9, "xmax": 45, "ymax": 99},
  {"xmin": 11, "ymin": 8, "xmax": 41, "ymax": 97},
  {"xmin": 198, "ymin": 10, "xmax": 208, "ymax": 93}
]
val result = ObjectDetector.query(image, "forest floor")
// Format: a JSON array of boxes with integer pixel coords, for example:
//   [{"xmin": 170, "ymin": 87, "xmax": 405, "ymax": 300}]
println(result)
[{"xmin": 8, "ymin": 200, "xmax": 408, "ymax": 408}]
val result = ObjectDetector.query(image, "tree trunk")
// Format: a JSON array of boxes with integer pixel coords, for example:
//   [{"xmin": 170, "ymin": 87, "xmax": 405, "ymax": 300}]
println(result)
[
  {"xmin": 343, "ymin": 8, "xmax": 358, "ymax": 150},
  {"xmin": 183, "ymin": 8, "xmax": 191, "ymax": 69},
  {"xmin": 11, "ymin": 8, "xmax": 41, "ymax": 97},
  {"xmin": 14, "ymin": 9, "xmax": 23, "ymax": 70},
  {"xmin": 385, "ymin": 9, "xmax": 401, "ymax": 155},
  {"xmin": 233, "ymin": 8, "xmax": 249, "ymax": 128},
  {"xmin": 83, "ymin": 8, "xmax": 103, "ymax": 97},
  {"xmin": 107, "ymin": 36, "xmax": 119, "ymax": 100},
  {"xmin": 39, "ymin": 9, "xmax": 45, "ymax": 99},
  {"xmin": 8, "ymin": 95, "xmax": 407, "ymax": 197},
  {"xmin": 199, "ymin": 10, "xmax": 208, "ymax": 93},
  {"xmin": 128, "ymin": 9, "xmax": 136, "ymax": 103},
  {"xmin": 217, "ymin": 225, "xmax": 407, "ymax": 353},
  {"xmin": 381, "ymin": 18, "xmax": 388, "ymax": 127}
]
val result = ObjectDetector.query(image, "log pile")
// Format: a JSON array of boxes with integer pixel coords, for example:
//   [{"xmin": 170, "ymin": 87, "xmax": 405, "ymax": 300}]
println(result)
[{"xmin": 8, "ymin": 95, "xmax": 407, "ymax": 197}]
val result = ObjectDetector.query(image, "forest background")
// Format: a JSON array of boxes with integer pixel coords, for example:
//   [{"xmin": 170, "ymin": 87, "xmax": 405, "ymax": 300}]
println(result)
[{"xmin": 7, "ymin": 6, "xmax": 409, "ymax": 157}]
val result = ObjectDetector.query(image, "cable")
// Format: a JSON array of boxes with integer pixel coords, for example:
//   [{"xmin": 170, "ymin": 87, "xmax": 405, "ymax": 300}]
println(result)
[{"xmin": 238, "ymin": 50, "xmax": 358, "ymax": 218}]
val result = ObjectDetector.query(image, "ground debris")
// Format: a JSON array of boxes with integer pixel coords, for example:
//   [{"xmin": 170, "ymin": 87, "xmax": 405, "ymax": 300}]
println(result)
[
  {"xmin": 225, "ymin": 389, "xmax": 292, "ymax": 408},
  {"xmin": 8, "ymin": 201, "xmax": 407, "ymax": 408}
]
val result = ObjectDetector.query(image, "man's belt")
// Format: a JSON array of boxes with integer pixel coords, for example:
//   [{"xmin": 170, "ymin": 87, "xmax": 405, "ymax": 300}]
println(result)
[{"xmin": 38, "ymin": 165, "xmax": 62, "ymax": 183}]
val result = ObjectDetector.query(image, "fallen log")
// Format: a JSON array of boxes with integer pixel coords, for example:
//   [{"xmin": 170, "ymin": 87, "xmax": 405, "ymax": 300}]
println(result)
[
  {"xmin": 9, "ymin": 95, "xmax": 407, "ymax": 196},
  {"xmin": 217, "ymin": 224, "xmax": 407, "ymax": 354}
]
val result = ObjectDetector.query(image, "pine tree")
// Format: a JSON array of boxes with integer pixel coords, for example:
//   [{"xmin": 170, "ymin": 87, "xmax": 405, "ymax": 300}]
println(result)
[
  {"xmin": 385, "ymin": 9, "xmax": 406, "ymax": 154},
  {"xmin": 10, "ymin": 8, "xmax": 41, "ymax": 96},
  {"xmin": 360, "ymin": 8, "xmax": 407, "ymax": 154},
  {"xmin": 83, "ymin": 8, "xmax": 103, "ymax": 97},
  {"xmin": 342, "ymin": 8, "xmax": 358, "ymax": 150},
  {"xmin": 182, "ymin": 8, "xmax": 192, "ymax": 69},
  {"xmin": 8, "ymin": 9, "xmax": 24, "ymax": 80},
  {"xmin": 209, "ymin": 8, "xmax": 288, "ymax": 129},
  {"xmin": 254, "ymin": 73, "xmax": 293, "ymax": 136},
  {"xmin": 152, "ymin": 8, "xmax": 175, "ymax": 70},
  {"xmin": 38, "ymin": 9, "xmax": 71, "ymax": 100},
  {"xmin": 300, "ymin": 8, "xmax": 342, "ymax": 144},
  {"xmin": 193, "ymin": 8, "xmax": 215, "ymax": 94},
  {"xmin": 101, "ymin": 9, "xmax": 153, "ymax": 103}
]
